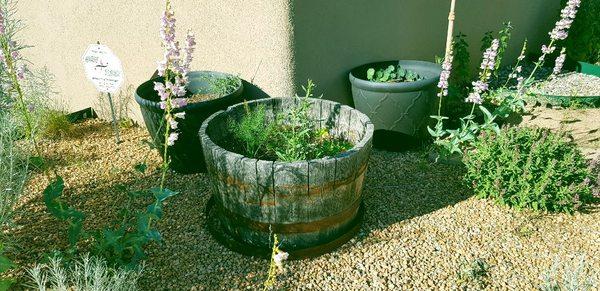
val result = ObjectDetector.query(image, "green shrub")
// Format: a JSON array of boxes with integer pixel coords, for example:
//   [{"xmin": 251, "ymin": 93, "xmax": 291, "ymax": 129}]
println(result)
[
  {"xmin": 39, "ymin": 109, "xmax": 74, "ymax": 140},
  {"xmin": 463, "ymin": 127, "xmax": 592, "ymax": 213}
]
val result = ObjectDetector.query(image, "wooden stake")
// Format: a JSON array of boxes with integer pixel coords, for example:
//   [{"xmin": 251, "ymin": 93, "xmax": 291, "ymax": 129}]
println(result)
[{"xmin": 444, "ymin": 0, "xmax": 457, "ymax": 60}]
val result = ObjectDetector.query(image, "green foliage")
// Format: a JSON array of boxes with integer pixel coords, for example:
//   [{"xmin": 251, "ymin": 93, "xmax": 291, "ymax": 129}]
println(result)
[
  {"xmin": 366, "ymin": 65, "xmax": 423, "ymax": 83},
  {"xmin": 43, "ymin": 175, "xmax": 178, "ymax": 267},
  {"xmin": 210, "ymin": 75, "xmax": 241, "ymax": 96},
  {"xmin": 228, "ymin": 80, "xmax": 353, "ymax": 162},
  {"xmin": 429, "ymin": 105, "xmax": 500, "ymax": 156},
  {"xmin": 456, "ymin": 258, "xmax": 490, "ymax": 289},
  {"xmin": 227, "ymin": 103, "xmax": 274, "ymax": 158},
  {"xmin": 0, "ymin": 244, "xmax": 15, "ymax": 291},
  {"xmin": 562, "ymin": 0, "xmax": 600, "ymax": 64},
  {"xmin": 445, "ymin": 33, "xmax": 473, "ymax": 119},
  {"xmin": 463, "ymin": 127, "xmax": 593, "ymax": 213},
  {"xmin": 39, "ymin": 109, "xmax": 75, "ymax": 140},
  {"xmin": 92, "ymin": 187, "xmax": 178, "ymax": 267},
  {"xmin": 28, "ymin": 253, "xmax": 141, "ymax": 291},
  {"xmin": 43, "ymin": 176, "xmax": 85, "ymax": 248},
  {"xmin": 0, "ymin": 112, "xmax": 29, "ymax": 229}
]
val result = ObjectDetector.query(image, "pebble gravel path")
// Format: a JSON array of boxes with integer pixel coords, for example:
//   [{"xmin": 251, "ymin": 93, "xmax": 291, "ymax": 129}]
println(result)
[{"xmin": 6, "ymin": 120, "xmax": 599, "ymax": 290}]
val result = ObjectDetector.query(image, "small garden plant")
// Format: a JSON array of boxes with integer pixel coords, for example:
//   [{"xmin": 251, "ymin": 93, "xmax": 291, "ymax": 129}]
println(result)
[
  {"xmin": 366, "ymin": 64, "xmax": 423, "ymax": 82},
  {"xmin": 227, "ymin": 80, "xmax": 353, "ymax": 161},
  {"xmin": 463, "ymin": 127, "xmax": 593, "ymax": 213}
]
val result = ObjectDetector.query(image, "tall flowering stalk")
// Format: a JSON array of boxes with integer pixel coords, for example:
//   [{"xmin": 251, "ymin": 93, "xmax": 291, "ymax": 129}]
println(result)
[
  {"xmin": 430, "ymin": 0, "xmax": 456, "ymax": 145},
  {"xmin": 154, "ymin": 0, "xmax": 196, "ymax": 190}
]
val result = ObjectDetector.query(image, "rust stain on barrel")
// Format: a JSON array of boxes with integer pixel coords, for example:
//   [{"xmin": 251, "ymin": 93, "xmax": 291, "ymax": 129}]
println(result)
[
  {"xmin": 216, "ymin": 198, "xmax": 361, "ymax": 234},
  {"xmin": 213, "ymin": 161, "xmax": 368, "ymax": 198}
]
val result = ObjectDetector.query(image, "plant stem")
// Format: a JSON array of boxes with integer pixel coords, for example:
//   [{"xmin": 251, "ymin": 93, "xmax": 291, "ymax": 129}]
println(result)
[{"xmin": 1, "ymin": 40, "xmax": 57, "ymax": 180}]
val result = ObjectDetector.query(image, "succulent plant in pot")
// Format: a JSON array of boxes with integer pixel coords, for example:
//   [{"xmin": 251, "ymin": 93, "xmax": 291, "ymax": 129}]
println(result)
[
  {"xmin": 135, "ymin": 2, "xmax": 243, "ymax": 174},
  {"xmin": 349, "ymin": 60, "xmax": 441, "ymax": 147}
]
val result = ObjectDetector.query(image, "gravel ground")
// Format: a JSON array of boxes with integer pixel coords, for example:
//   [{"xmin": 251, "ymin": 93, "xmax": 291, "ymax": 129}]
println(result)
[
  {"xmin": 531, "ymin": 72, "xmax": 600, "ymax": 97},
  {"xmin": 5, "ymin": 119, "xmax": 599, "ymax": 290},
  {"xmin": 520, "ymin": 107, "xmax": 600, "ymax": 160}
]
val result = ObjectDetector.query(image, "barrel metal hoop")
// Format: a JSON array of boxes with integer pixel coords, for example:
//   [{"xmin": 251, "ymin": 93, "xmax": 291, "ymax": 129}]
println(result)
[{"xmin": 215, "ymin": 196, "xmax": 362, "ymax": 234}]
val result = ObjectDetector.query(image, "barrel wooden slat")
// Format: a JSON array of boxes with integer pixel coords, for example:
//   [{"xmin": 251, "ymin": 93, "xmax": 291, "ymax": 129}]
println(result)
[
  {"xmin": 273, "ymin": 161, "xmax": 309, "ymax": 224},
  {"xmin": 321, "ymin": 100, "xmax": 341, "ymax": 134},
  {"xmin": 337, "ymin": 105, "xmax": 353, "ymax": 141},
  {"xmin": 256, "ymin": 160, "xmax": 275, "ymax": 223},
  {"xmin": 307, "ymin": 157, "xmax": 336, "ymax": 220}
]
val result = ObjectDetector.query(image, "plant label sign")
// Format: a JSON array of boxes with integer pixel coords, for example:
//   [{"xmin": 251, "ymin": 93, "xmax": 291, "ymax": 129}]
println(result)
[{"xmin": 82, "ymin": 44, "xmax": 124, "ymax": 94}]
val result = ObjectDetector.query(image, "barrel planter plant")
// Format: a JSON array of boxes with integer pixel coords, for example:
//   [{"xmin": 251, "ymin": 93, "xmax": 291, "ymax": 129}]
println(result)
[
  {"xmin": 349, "ymin": 60, "xmax": 441, "ymax": 144},
  {"xmin": 135, "ymin": 71, "xmax": 243, "ymax": 174},
  {"xmin": 199, "ymin": 96, "xmax": 374, "ymax": 258}
]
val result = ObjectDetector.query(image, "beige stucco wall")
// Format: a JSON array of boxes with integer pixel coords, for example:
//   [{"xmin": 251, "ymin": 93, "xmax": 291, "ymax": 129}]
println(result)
[
  {"xmin": 17, "ymin": 0, "xmax": 295, "ymax": 122},
  {"xmin": 17, "ymin": 0, "xmax": 560, "ymax": 121}
]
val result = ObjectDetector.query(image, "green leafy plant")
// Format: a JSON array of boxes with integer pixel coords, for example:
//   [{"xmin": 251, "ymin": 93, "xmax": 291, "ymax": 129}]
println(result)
[
  {"xmin": 228, "ymin": 80, "xmax": 352, "ymax": 162},
  {"xmin": 481, "ymin": 22, "xmax": 513, "ymax": 75},
  {"xmin": 210, "ymin": 75, "xmax": 241, "ymax": 96},
  {"xmin": 39, "ymin": 109, "xmax": 75, "ymax": 140},
  {"xmin": 0, "ymin": 244, "xmax": 15, "ymax": 291},
  {"xmin": 43, "ymin": 171, "xmax": 178, "ymax": 267},
  {"xmin": 463, "ymin": 127, "xmax": 593, "ymax": 213},
  {"xmin": 456, "ymin": 258, "xmax": 490, "ymax": 289},
  {"xmin": 366, "ymin": 65, "xmax": 423, "ymax": 83}
]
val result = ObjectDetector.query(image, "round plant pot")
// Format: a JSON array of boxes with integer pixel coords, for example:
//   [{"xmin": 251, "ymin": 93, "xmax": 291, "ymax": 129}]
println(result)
[
  {"xmin": 199, "ymin": 97, "xmax": 374, "ymax": 258},
  {"xmin": 349, "ymin": 60, "xmax": 441, "ymax": 138},
  {"xmin": 135, "ymin": 71, "xmax": 243, "ymax": 174}
]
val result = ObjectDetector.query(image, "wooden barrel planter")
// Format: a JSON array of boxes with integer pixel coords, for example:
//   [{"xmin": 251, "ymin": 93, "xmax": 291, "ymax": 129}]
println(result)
[{"xmin": 199, "ymin": 97, "xmax": 374, "ymax": 258}]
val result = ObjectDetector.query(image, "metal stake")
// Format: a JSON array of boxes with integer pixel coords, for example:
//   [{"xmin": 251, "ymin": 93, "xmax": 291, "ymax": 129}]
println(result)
[{"xmin": 107, "ymin": 92, "xmax": 121, "ymax": 144}]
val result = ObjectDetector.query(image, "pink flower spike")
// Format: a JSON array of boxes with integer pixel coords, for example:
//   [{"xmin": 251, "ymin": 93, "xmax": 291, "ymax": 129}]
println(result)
[{"xmin": 552, "ymin": 48, "xmax": 567, "ymax": 76}]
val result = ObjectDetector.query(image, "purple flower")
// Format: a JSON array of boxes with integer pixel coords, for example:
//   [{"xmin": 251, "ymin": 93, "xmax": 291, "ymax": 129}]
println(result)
[
  {"xmin": 541, "ymin": 45, "xmax": 556, "ymax": 55},
  {"xmin": 153, "ymin": 82, "xmax": 169, "ymax": 101},
  {"xmin": 472, "ymin": 80, "xmax": 488, "ymax": 93},
  {"xmin": 480, "ymin": 39, "xmax": 499, "ymax": 71},
  {"xmin": 437, "ymin": 52, "xmax": 453, "ymax": 98},
  {"xmin": 170, "ymin": 98, "xmax": 187, "ymax": 109},
  {"xmin": 549, "ymin": 0, "xmax": 580, "ymax": 41},
  {"xmin": 16, "ymin": 64, "xmax": 26, "ymax": 80},
  {"xmin": 167, "ymin": 132, "xmax": 179, "ymax": 146},
  {"xmin": 465, "ymin": 92, "xmax": 483, "ymax": 105},
  {"xmin": 552, "ymin": 48, "xmax": 566, "ymax": 76}
]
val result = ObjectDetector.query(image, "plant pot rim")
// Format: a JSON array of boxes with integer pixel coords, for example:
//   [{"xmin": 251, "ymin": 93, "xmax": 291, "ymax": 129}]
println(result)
[
  {"xmin": 199, "ymin": 97, "xmax": 374, "ymax": 165},
  {"xmin": 135, "ymin": 70, "xmax": 243, "ymax": 112},
  {"xmin": 349, "ymin": 60, "xmax": 441, "ymax": 93}
]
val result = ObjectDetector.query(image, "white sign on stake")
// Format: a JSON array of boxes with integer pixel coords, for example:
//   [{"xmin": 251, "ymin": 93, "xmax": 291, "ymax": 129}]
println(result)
[{"xmin": 82, "ymin": 44, "xmax": 124, "ymax": 93}]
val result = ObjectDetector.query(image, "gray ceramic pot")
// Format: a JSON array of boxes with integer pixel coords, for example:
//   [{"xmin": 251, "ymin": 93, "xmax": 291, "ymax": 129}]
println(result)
[{"xmin": 349, "ymin": 60, "xmax": 441, "ymax": 137}]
